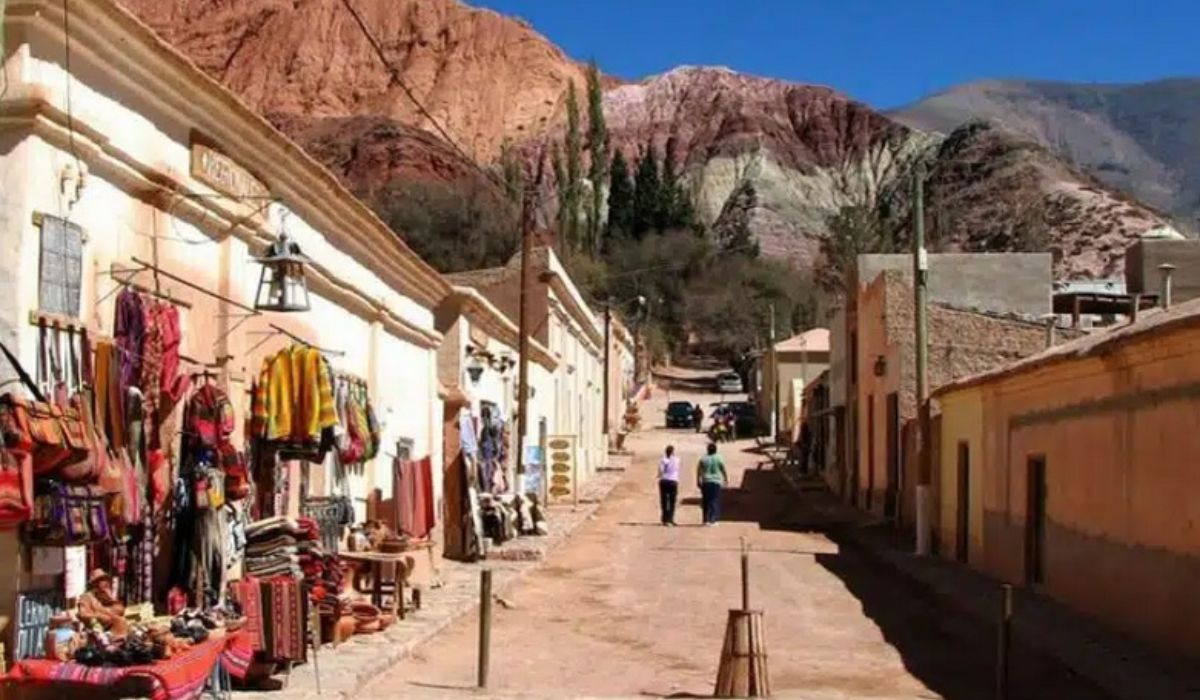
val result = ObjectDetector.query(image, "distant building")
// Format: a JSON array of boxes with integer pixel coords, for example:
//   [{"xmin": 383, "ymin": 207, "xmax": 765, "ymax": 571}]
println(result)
[
  {"xmin": 1125, "ymin": 235, "xmax": 1200, "ymax": 306},
  {"xmin": 831, "ymin": 252, "xmax": 1062, "ymax": 521},
  {"xmin": 757, "ymin": 328, "xmax": 830, "ymax": 441},
  {"xmin": 933, "ymin": 295, "xmax": 1200, "ymax": 660}
]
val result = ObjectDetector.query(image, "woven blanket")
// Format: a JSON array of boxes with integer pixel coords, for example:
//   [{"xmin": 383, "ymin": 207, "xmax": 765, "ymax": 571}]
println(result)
[{"xmin": 8, "ymin": 632, "xmax": 251, "ymax": 700}]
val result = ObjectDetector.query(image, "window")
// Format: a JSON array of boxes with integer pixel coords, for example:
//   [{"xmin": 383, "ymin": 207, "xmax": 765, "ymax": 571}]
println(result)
[{"xmin": 36, "ymin": 214, "xmax": 84, "ymax": 317}]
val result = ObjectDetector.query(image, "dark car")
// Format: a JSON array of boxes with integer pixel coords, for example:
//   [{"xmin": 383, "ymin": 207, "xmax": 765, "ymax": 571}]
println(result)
[{"xmin": 665, "ymin": 401, "xmax": 698, "ymax": 429}]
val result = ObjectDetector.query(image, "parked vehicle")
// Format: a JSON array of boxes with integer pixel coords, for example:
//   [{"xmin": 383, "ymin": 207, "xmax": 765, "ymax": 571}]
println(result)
[
  {"xmin": 665, "ymin": 401, "xmax": 699, "ymax": 429},
  {"xmin": 716, "ymin": 371, "xmax": 744, "ymax": 394}
]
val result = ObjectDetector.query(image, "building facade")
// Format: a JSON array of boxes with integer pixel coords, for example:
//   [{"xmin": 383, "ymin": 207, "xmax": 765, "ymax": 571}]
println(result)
[
  {"xmin": 933, "ymin": 298, "xmax": 1200, "ymax": 660},
  {"xmin": 843, "ymin": 259, "xmax": 1061, "ymax": 522},
  {"xmin": 0, "ymin": 0, "xmax": 450, "ymax": 641},
  {"xmin": 448, "ymin": 247, "xmax": 607, "ymax": 482}
]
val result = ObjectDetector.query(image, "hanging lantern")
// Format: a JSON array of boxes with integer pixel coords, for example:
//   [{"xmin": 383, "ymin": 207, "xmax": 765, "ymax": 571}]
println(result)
[
  {"xmin": 466, "ymin": 355, "xmax": 485, "ymax": 385},
  {"xmin": 254, "ymin": 231, "xmax": 311, "ymax": 312}
]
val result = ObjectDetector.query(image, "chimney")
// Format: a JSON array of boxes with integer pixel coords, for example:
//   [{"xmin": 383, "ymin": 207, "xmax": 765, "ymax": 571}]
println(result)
[{"xmin": 1158, "ymin": 263, "xmax": 1176, "ymax": 309}]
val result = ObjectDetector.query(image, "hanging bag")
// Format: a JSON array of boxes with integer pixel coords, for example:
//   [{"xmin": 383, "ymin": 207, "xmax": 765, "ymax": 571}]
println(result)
[
  {"xmin": 0, "ymin": 336, "xmax": 87, "ymax": 475},
  {"xmin": 0, "ymin": 446, "xmax": 33, "ymax": 527},
  {"xmin": 61, "ymin": 329, "xmax": 103, "ymax": 484}
]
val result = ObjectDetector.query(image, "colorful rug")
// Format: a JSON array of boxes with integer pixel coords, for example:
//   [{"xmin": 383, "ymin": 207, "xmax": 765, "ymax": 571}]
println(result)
[{"xmin": 8, "ymin": 632, "xmax": 251, "ymax": 700}]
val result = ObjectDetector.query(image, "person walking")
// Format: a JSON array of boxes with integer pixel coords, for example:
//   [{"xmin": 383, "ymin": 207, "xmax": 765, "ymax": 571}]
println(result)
[
  {"xmin": 697, "ymin": 442, "xmax": 728, "ymax": 526},
  {"xmin": 692, "ymin": 403, "xmax": 704, "ymax": 433},
  {"xmin": 658, "ymin": 445, "xmax": 681, "ymax": 525}
]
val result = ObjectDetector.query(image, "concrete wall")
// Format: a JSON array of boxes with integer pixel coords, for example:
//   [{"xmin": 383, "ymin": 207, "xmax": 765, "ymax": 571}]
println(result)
[
  {"xmin": 857, "ymin": 253, "xmax": 1052, "ymax": 317},
  {"xmin": 1124, "ymin": 238, "xmax": 1200, "ymax": 304},
  {"xmin": 963, "ymin": 326, "xmax": 1200, "ymax": 659}
]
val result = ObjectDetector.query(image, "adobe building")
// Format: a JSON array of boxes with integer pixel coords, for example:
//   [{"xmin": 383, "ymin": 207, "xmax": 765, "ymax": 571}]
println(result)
[{"xmin": 933, "ymin": 296, "xmax": 1200, "ymax": 660}]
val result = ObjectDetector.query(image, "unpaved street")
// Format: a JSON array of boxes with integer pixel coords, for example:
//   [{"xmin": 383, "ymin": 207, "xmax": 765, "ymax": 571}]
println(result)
[{"xmin": 364, "ymin": 387, "xmax": 1110, "ymax": 699}]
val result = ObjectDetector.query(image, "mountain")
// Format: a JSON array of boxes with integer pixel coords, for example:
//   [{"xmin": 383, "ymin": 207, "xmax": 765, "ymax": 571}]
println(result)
[
  {"xmin": 891, "ymin": 78, "xmax": 1200, "ymax": 227},
  {"xmin": 120, "ymin": 0, "xmax": 1173, "ymax": 279},
  {"xmin": 123, "ymin": 0, "xmax": 595, "ymax": 163}
]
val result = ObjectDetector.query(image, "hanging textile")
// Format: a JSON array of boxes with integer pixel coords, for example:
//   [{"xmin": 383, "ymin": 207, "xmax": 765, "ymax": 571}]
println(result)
[
  {"xmin": 394, "ymin": 455, "xmax": 433, "ymax": 539},
  {"xmin": 251, "ymin": 345, "xmax": 336, "ymax": 456},
  {"xmin": 113, "ymin": 289, "xmax": 143, "ymax": 418}
]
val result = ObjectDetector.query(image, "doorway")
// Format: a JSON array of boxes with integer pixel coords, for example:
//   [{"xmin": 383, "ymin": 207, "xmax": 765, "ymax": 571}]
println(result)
[
  {"xmin": 885, "ymin": 393, "xmax": 899, "ymax": 518},
  {"xmin": 956, "ymin": 442, "xmax": 970, "ymax": 563},
  {"xmin": 1025, "ymin": 456, "xmax": 1047, "ymax": 585},
  {"xmin": 866, "ymin": 395, "xmax": 875, "ymax": 510}
]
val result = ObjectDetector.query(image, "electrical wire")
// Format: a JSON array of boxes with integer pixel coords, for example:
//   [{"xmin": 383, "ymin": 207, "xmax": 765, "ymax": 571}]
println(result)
[
  {"xmin": 61, "ymin": 0, "xmax": 84, "ymax": 213},
  {"xmin": 337, "ymin": 0, "xmax": 557, "ymax": 226}
]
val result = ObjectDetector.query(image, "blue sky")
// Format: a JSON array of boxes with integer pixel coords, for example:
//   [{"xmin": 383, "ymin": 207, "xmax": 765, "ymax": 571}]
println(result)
[{"xmin": 471, "ymin": 0, "xmax": 1200, "ymax": 108}]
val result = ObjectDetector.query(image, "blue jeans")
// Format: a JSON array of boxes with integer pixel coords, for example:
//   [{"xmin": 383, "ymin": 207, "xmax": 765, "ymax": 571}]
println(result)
[{"xmin": 700, "ymin": 482, "xmax": 722, "ymax": 523}]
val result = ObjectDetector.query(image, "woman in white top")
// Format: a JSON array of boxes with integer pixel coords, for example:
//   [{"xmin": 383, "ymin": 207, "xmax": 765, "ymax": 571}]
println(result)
[{"xmin": 658, "ymin": 445, "xmax": 681, "ymax": 526}]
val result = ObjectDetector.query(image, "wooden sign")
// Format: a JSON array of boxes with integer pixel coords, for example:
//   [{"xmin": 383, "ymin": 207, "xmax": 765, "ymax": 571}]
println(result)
[
  {"xmin": 546, "ymin": 435, "xmax": 577, "ymax": 505},
  {"xmin": 191, "ymin": 141, "xmax": 270, "ymax": 204}
]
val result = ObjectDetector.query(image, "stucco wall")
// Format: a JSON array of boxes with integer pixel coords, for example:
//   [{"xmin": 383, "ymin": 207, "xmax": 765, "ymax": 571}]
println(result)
[
  {"xmin": 935, "ymin": 390, "xmax": 985, "ymax": 564},
  {"xmin": 0, "ymin": 7, "xmax": 444, "ymax": 641},
  {"xmin": 971, "ymin": 326, "xmax": 1200, "ymax": 659}
]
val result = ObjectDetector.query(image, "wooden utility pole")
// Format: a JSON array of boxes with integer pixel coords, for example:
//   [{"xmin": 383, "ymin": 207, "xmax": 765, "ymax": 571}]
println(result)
[
  {"xmin": 913, "ymin": 161, "xmax": 932, "ymax": 556},
  {"xmin": 514, "ymin": 154, "xmax": 545, "ymax": 495}
]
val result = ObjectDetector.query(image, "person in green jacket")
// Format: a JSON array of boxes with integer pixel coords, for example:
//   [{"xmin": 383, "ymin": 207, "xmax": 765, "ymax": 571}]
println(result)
[{"xmin": 697, "ymin": 442, "xmax": 728, "ymax": 526}]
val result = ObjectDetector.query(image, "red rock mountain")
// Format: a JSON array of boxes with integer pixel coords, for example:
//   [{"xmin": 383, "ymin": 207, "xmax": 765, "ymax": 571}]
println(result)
[
  {"xmin": 123, "ymin": 0, "xmax": 593, "ymax": 162},
  {"xmin": 121, "ymin": 0, "xmax": 1171, "ymax": 278}
]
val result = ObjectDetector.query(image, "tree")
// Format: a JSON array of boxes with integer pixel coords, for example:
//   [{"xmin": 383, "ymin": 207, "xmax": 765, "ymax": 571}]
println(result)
[
  {"xmin": 563, "ymin": 80, "xmax": 583, "ymax": 250},
  {"xmin": 818, "ymin": 204, "xmax": 900, "ymax": 292},
  {"xmin": 606, "ymin": 149, "xmax": 634, "ymax": 244},
  {"xmin": 377, "ymin": 176, "xmax": 519, "ymax": 274},
  {"xmin": 631, "ymin": 142, "xmax": 661, "ymax": 238},
  {"xmin": 586, "ymin": 60, "xmax": 608, "ymax": 254},
  {"xmin": 552, "ymin": 143, "xmax": 566, "ymax": 248},
  {"xmin": 498, "ymin": 139, "xmax": 524, "ymax": 206}
]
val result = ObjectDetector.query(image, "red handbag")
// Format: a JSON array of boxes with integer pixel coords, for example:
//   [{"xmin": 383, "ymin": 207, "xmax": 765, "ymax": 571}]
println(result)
[{"xmin": 0, "ymin": 447, "xmax": 33, "ymax": 528}]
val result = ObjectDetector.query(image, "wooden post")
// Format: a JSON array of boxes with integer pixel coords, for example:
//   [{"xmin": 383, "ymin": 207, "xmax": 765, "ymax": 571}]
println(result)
[
  {"xmin": 740, "ymin": 537, "xmax": 750, "ymax": 612},
  {"xmin": 514, "ymin": 153, "xmax": 546, "ymax": 495},
  {"xmin": 478, "ymin": 569, "xmax": 493, "ymax": 689},
  {"xmin": 996, "ymin": 583, "xmax": 1012, "ymax": 700}
]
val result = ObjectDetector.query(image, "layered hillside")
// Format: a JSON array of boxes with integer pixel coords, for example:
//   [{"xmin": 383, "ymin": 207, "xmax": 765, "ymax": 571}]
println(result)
[
  {"xmin": 122, "ymin": 0, "xmax": 594, "ymax": 163},
  {"xmin": 891, "ymin": 79, "xmax": 1200, "ymax": 225},
  {"xmin": 121, "ymin": 0, "xmax": 1174, "ymax": 279}
]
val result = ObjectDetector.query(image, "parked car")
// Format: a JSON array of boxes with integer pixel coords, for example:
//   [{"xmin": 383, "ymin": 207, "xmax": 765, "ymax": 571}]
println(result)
[
  {"xmin": 665, "ymin": 401, "xmax": 698, "ymax": 429},
  {"xmin": 716, "ymin": 371, "xmax": 744, "ymax": 394}
]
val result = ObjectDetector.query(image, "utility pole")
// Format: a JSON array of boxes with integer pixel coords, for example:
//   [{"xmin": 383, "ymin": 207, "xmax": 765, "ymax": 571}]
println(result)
[
  {"xmin": 514, "ymin": 153, "xmax": 545, "ymax": 495},
  {"xmin": 913, "ymin": 161, "xmax": 931, "ymax": 556},
  {"xmin": 768, "ymin": 303, "xmax": 778, "ymax": 441}
]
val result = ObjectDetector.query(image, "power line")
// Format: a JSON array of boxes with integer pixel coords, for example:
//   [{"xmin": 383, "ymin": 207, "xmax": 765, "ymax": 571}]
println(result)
[{"xmin": 338, "ymin": 0, "xmax": 556, "ymax": 225}]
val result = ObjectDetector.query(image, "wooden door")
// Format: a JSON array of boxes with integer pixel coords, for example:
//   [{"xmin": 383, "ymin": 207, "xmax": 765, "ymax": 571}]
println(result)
[
  {"xmin": 956, "ymin": 442, "xmax": 970, "ymax": 563},
  {"xmin": 1025, "ymin": 456, "xmax": 1047, "ymax": 584}
]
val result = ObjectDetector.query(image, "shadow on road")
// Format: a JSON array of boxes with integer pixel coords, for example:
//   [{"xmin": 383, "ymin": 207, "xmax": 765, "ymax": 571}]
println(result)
[{"xmin": 715, "ymin": 466, "xmax": 1113, "ymax": 700}]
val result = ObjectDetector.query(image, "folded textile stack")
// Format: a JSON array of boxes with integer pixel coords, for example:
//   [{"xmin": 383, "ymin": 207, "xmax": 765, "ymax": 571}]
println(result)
[{"xmin": 243, "ymin": 517, "xmax": 322, "ymax": 579}]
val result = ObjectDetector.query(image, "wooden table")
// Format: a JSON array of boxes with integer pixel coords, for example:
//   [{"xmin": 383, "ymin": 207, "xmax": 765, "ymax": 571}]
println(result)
[{"xmin": 340, "ymin": 550, "xmax": 419, "ymax": 618}]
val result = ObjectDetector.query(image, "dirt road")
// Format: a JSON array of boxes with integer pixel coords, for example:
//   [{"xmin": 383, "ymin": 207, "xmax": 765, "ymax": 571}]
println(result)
[{"xmin": 363, "ymin": 387, "xmax": 1110, "ymax": 699}]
